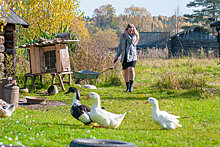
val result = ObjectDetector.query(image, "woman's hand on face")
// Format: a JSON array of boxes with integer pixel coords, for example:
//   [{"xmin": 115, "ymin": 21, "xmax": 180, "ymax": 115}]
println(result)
[{"xmin": 127, "ymin": 28, "xmax": 134, "ymax": 35}]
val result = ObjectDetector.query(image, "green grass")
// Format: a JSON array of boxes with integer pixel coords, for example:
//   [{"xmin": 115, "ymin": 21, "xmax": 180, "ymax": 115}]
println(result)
[{"xmin": 0, "ymin": 58, "xmax": 219, "ymax": 146}]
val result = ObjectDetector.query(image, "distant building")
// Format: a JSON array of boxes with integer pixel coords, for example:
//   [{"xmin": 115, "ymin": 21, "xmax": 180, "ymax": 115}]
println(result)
[
  {"xmin": 168, "ymin": 26, "xmax": 218, "ymax": 58},
  {"xmin": 137, "ymin": 32, "xmax": 169, "ymax": 49}
]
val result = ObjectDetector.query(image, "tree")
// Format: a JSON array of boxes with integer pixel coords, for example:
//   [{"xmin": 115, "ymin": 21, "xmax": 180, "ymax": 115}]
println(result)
[
  {"xmin": 123, "ymin": 5, "xmax": 153, "ymax": 32},
  {"xmin": 93, "ymin": 4, "xmax": 116, "ymax": 29},
  {"xmin": 94, "ymin": 29, "xmax": 119, "ymax": 49},
  {"xmin": 9, "ymin": 0, "xmax": 89, "ymax": 45},
  {"xmin": 184, "ymin": 0, "xmax": 220, "ymax": 24},
  {"xmin": 0, "ymin": 1, "xmax": 10, "ymax": 31}
]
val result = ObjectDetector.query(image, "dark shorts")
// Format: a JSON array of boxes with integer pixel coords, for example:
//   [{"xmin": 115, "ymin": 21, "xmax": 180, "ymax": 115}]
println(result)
[{"xmin": 122, "ymin": 61, "xmax": 136, "ymax": 70}]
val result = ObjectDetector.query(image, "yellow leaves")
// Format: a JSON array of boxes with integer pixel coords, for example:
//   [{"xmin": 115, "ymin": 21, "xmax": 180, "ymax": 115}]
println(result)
[
  {"xmin": 5, "ymin": 8, "xmax": 9, "ymax": 13},
  {"xmin": 8, "ymin": 0, "xmax": 89, "ymax": 45},
  {"xmin": 1, "ymin": 26, "xmax": 3, "ymax": 32}
]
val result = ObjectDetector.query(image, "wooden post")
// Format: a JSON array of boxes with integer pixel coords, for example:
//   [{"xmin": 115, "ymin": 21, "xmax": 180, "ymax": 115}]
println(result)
[
  {"xmin": 30, "ymin": 46, "xmax": 36, "ymax": 74},
  {"xmin": 51, "ymin": 73, "xmax": 56, "ymax": 85},
  {"xmin": 68, "ymin": 73, "xmax": 71, "ymax": 85},
  {"xmin": 57, "ymin": 74, "xmax": 65, "ymax": 91},
  {"xmin": 55, "ymin": 44, "xmax": 61, "ymax": 73}
]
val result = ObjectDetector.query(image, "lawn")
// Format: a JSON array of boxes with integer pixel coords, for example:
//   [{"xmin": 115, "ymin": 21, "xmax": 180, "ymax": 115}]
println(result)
[{"xmin": 0, "ymin": 58, "xmax": 219, "ymax": 147}]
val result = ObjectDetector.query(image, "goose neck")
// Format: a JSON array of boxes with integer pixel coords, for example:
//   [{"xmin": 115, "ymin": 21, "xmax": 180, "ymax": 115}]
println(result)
[
  {"xmin": 72, "ymin": 93, "xmax": 80, "ymax": 105},
  {"xmin": 93, "ymin": 97, "xmax": 101, "ymax": 108},
  {"xmin": 152, "ymin": 103, "xmax": 160, "ymax": 113}
]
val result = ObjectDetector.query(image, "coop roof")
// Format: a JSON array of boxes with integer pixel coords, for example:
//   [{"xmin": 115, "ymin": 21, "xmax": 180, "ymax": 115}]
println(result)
[
  {"xmin": 170, "ymin": 26, "xmax": 208, "ymax": 39},
  {"xmin": 19, "ymin": 39, "xmax": 80, "ymax": 48},
  {"xmin": 0, "ymin": 5, "xmax": 30, "ymax": 28}
]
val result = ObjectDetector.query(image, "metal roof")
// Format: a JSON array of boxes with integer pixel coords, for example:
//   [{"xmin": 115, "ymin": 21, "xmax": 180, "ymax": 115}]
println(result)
[{"xmin": 1, "ymin": 5, "xmax": 30, "ymax": 28}]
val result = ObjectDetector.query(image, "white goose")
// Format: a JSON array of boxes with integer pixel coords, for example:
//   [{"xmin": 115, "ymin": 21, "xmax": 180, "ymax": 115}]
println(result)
[
  {"xmin": 65, "ymin": 87, "xmax": 92, "ymax": 125},
  {"xmin": 0, "ymin": 99, "xmax": 16, "ymax": 118},
  {"xmin": 145, "ymin": 97, "xmax": 182, "ymax": 129},
  {"xmin": 87, "ymin": 92, "xmax": 126, "ymax": 128}
]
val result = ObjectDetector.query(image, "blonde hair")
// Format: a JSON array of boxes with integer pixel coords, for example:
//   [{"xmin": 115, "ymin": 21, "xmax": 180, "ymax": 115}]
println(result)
[{"xmin": 125, "ymin": 24, "xmax": 139, "ymax": 44}]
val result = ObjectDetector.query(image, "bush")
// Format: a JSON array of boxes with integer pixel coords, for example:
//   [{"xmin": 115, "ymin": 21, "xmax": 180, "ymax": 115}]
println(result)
[
  {"xmin": 69, "ymin": 37, "xmax": 122, "ymax": 86},
  {"xmin": 155, "ymin": 70, "xmax": 206, "ymax": 90}
]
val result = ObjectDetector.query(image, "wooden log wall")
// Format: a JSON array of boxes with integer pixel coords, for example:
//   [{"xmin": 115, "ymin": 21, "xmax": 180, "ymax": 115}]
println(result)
[
  {"xmin": 4, "ymin": 24, "xmax": 16, "ymax": 76},
  {"xmin": 168, "ymin": 29, "xmax": 219, "ymax": 58}
]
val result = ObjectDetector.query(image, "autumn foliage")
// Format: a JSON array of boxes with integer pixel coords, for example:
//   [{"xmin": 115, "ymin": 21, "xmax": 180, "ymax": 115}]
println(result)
[{"xmin": 9, "ymin": 0, "xmax": 89, "ymax": 44}]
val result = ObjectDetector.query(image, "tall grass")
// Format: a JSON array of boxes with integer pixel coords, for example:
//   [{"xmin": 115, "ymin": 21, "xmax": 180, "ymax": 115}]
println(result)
[
  {"xmin": 69, "ymin": 37, "xmax": 123, "ymax": 85},
  {"xmin": 137, "ymin": 57, "xmax": 219, "ymax": 95}
]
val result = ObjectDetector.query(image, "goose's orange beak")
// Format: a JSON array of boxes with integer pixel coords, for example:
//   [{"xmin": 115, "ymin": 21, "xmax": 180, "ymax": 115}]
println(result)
[
  {"xmin": 144, "ymin": 101, "xmax": 149, "ymax": 104},
  {"xmin": 86, "ymin": 96, "xmax": 90, "ymax": 100}
]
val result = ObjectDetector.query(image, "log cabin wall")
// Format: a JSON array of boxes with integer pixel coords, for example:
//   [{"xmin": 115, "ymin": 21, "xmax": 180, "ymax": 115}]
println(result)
[
  {"xmin": 4, "ymin": 24, "xmax": 16, "ymax": 76},
  {"xmin": 0, "ymin": 6, "xmax": 30, "ymax": 77},
  {"xmin": 168, "ymin": 26, "xmax": 218, "ymax": 58}
]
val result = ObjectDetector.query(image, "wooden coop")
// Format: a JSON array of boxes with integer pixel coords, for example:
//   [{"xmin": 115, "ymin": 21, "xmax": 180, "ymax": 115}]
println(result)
[
  {"xmin": 20, "ymin": 37, "xmax": 79, "ymax": 91},
  {"xmin": 0, "ymin": 6, "xmax": 30, "ymax": 76},
  {"xmin": 168, "ymin": 26, "xmax": 218, "ymax": 57}
]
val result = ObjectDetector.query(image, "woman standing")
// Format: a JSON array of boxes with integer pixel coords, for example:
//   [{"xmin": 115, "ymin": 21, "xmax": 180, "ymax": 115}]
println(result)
[{"xmin": 114, "ymin": 24, "xmax": 139, "ymax": 92}]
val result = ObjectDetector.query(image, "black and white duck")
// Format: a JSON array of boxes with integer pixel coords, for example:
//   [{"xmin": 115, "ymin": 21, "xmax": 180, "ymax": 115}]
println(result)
[{"xmin": 65, "ymin": 87, "xmax": 92, "ymax": 125}]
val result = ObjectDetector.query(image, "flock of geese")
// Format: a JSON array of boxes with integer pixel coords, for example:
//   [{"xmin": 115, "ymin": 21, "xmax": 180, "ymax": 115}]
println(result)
[
  {"xmin": 65, "ymin": 87, "xmax": 182, "ymax": 129},
  {"xmin": 0, "ymin": 87, "xmax": 182, "ymax": 130}
]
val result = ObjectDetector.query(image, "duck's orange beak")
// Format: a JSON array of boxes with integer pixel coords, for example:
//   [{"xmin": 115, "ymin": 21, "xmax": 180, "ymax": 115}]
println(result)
[
  {"xmin": 144, "ymin": 101, "xmax": 149, "ymax": 104},
  {"xmin": 86, "ymin": 96, "xmax": 90, "ymax": 100}
]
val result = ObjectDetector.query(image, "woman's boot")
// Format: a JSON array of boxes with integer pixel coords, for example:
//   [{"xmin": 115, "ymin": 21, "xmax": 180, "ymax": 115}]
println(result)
[
  {"xmin": 129, "ymin": 80, "xmax": 133, "ymax": 92},
  {"xmin": 125, "ymin": 82, "xmax": 130, "ymax": 92}
]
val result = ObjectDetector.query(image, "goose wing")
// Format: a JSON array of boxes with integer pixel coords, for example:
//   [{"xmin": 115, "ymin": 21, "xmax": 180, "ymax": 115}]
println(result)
[
  {"xmin": 71, "ymin": 105, "xmax": 90, "ymax": 118},
  {"xmin": 80, "ymin": 104, "xmax": 91, "ymax": 113},
  {"xmin": 159, "ymin": 111, "xmax": 180, "ymax": 123}
]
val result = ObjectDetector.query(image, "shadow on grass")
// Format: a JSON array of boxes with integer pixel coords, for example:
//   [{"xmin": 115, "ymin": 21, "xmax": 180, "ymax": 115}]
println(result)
[
  {"xmin": 40, "ymin": 122, "xmax": 90, "ymax": 129},
  {"xmin": 142, "ymin": 88, "xmax": 206, "ymax": 100}
]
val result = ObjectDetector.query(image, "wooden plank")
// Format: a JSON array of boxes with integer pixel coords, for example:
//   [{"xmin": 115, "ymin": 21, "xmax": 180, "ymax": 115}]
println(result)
[
  {"xmin": 30, "ymin": 46, "xmax": 36, "ymax": 74},
  {"xmin": 5, "ymin": 43, "xmax": 15, "ymax": 48},
  {"xmin": 51, "ymin": 74, "xmax": 56, "ymax": 85},
  {"xmin": 60, "ymin": 44, "xmax": 66, "ymax": 49},
  {"xmin": 40, "ymin": 47, "xmax": 46, "ymax": 73},
  {"xmin": 57, "ymin": 74, "xmax": 65, "ymax": 91},
  {"xmin": 35, "ymin": 47, "xmax": 41, "ymax": 74},
  {"xmin": 5, "ymin": 31, "xmax": 15, "ymax": 40},
  {"xmin": 0, "ymin": 31, "xmax": 5, "ymax": 36},
  {"xmin": 60, "ymin": 48, "xmax": 70, "ymax": 72},
  {"xmin": 55, "ymin": 44, "xmax": 61, "ymax": 73},
  {"xmin": 5, "ymin": 24, "xmax": 15, "ymax": 32},
  {"xmin": 43, "ymin": 46, "xmax": 56, "ymax": 52}
]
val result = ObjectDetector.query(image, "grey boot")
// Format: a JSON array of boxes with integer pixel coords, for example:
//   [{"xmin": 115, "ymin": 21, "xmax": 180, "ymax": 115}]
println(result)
[
  {"xmin": 129, "ymin": 80, "xmax": 133, "ymax": 92},
  {"xmin": 125, "ymin": 82, "xmax": 130, "ymax": 92}
]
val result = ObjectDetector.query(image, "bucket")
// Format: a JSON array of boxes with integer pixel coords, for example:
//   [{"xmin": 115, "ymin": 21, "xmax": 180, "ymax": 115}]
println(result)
[
  {"xmin": 0, "ymin": 78, "xmax": 19, "ymax": 104},
  {"xmin": 4, "ymin": 83, "xmax": 19, "ymax": 104}
]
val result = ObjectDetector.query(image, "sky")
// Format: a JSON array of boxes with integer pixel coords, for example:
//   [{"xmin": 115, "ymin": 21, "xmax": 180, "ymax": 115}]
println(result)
[{"xmin": 78, "ymin": 0, "xmax": 194, "ymax": 17}]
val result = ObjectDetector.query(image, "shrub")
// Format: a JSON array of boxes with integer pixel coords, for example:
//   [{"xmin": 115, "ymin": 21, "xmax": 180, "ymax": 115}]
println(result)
[
  {"xmin": 69, "ymin": 37, "xmax": 122, "ymax": 86},
  {"xmin": 155, "ymin": 70, "xmax": 206, "ymax": 90}
]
